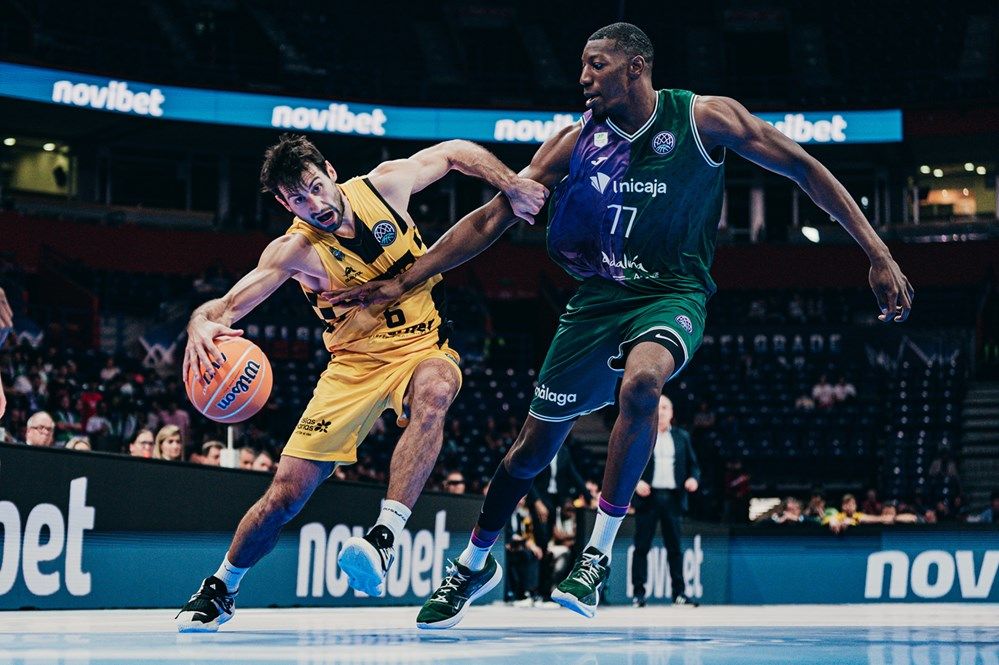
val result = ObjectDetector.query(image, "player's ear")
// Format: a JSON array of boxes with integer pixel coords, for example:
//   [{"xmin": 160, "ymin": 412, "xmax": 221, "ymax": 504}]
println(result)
[
  {"xmin": 325, "ymin": 160, "xmax": 338, "ymax": 183},
  {"xmin": 628, "ymin": 55, "xmax": 645, "ymax": 80},
  {"xmin": 274, "ymin": 194, "xmax": 292, "ymax": 213}
]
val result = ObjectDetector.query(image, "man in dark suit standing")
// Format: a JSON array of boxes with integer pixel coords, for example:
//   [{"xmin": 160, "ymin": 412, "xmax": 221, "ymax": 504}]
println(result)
[
  {"xmin": 532, "ymin": 439, "xmax": 586, "ymax": 596},
  {"xmin": 631, "ymin": 395, "xmax": 700, "ymax": 606}
]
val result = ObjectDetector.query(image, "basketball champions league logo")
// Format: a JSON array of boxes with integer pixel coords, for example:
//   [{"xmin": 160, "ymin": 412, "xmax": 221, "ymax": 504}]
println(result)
[
  {"xmin": 651, "ymin": 131, "xmax": 675, "ymax": 155},
  {"xmin": 372, "ymin": 221, "xmax": 397, "ymax": 247}
]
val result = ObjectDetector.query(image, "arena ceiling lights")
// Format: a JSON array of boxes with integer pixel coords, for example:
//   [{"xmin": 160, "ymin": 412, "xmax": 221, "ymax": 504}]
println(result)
[{"xmin": 0, "ymin": 61, "xmax": 902, "ymax": 145}]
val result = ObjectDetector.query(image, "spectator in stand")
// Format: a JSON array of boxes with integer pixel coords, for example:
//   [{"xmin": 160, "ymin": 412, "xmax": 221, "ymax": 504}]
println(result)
[
  {"xmin": 253, "ymin": 450, "xmax": 276, "ymax": 473},
  {"xmin": 771, "ymin": 497, "xmax": 805, "ymax": 524},
  {"xmin": 99, "ymin": 357, "xmax": 121, "ymax": 383},
  {"xmin": 950, "ymin": 494, "xmax": 971, "ymax": 522},
  {"xmin": 53, "ymin": 393, "xmax": 83, "ymax": 444},
  {"xmin": 534, "ymin": 441, "xmax": 586, "ymax": 532},
  {"xmin": 107, "ymin": 396, "xmax": 141, "ymax": 452},
  {"xmin": 970, "ymin": 490, "xmax": 999, "ymax": 524},
  {"xmin": 66, "ymin": 436, "xmax": 92, "ymax": 451},
  {"xmin": 129, "ymin": 429, "xmax": 155, "ymax": 458},
  {"xmin": 85, "ymin": 401, "xmax": 113, "ymax": 451},
  {"xmin": 444, "ymin": 471, "xmax": 466, "ymax": 495},
  {"xmin": 833, "ymin": 376, "xmax": 856, "ymax": 403},
  {"xmin": 928, "ymin": 447, "xmax": 960, "ymax": 480},
  {"xmin": 880, "ymin": 502, "xmax": 898, "ymax": 524},
  {"xmin": 158, "ymin": 400, "xmax": 191, "ymax": 447},
  {"xmin": 723, "ymin": 459, "xmax": 751, "ymax": 523},
  {"xmin": 803, "ymin": 490, "xmax": 828, "ymax": 523},
  {"xmin": 238, "ymin": 447, "xmax": 258, "ymax": 469},
  {"xmin": 787, "ymin": 293, "xmax": 806, "ymax": 324},
  {"xmin": 505, "ymin": 496, "xmax": 543, "ymax": 605},
  {"xmin": 201, "ymin": 440, "xmax": 223, "ymax": 466},
  {"xmin": 0, "ymin": 286, "xmax": 11, "ymax": 419},
  {"xmin": 547, "ymin": 500, "xmax": 577, "ymax": 594},
  {"xmin": 794, "ymin": 393, "xmax": 815, "ymax": 411},
  {"xmin": 861, "ymin": 488, "xmax": 883, "ymax": 516},
  {"xmin": 153, "ymin": 424, "xmax": 184, "ymax": 462},
  {"xmin": 811, "ymin": 375, "xmax": 836, "ymax": 409},
  {"xmin": 24, "ymin": 411, "xmax": 55, "ymax": 447},
  {"xmin": 691, "ymin": 401, "xmax": 716, "ymax": 431},
  {"xmin": 575, "ymin": 479, "xmax": 600, "ymax": 510},
  {"xmin": 823, "ymin": 493, "xmax": 880, "ymax": 533}
]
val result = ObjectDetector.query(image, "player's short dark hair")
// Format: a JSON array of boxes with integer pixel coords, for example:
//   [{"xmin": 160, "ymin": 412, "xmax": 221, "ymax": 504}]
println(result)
[
  {"xmin": 588, "ymin": 22, "xmax": 654, "ymax": 68},
  {"xmin": 260, "ymin": 133, "xmax": 327, "ymax": 199}
]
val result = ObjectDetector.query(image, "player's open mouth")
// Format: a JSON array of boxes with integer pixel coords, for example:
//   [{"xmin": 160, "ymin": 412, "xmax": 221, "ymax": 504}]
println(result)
[
  {"xmin": 584, "ymin": 93, "xmax": 600, "ymax": 108},
  {"xmin": 315, "ymin": 210, "xmax": 337, "ymax": 225}
]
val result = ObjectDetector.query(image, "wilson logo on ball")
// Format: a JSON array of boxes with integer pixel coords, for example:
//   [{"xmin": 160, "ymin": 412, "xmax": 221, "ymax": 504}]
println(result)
[
  {"xmin": 187, "ymin": 337, "xmax": 273, "ymax": 423},
  {"xmin": 216, "ymin": 360, "xmax": 262, "ymax": 410}
]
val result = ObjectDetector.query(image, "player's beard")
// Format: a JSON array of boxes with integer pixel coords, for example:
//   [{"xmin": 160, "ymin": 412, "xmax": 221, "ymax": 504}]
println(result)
[{"xmin": 312, "ymin": 192, "xmax": 344, "ymax": 230}]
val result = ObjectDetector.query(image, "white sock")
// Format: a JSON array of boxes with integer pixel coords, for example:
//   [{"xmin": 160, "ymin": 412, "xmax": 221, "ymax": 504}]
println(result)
[
  {"xmin": 586, "ymin": 510, "xmax": 625, "ymax": 562},
  {"xmin": 457, "ymin": 542, "xmax": 492, "ymax": 571},
  {"xmin": 214, "ymin": 555, "xmax": 249, "ymax": 592},
  {"xmin": 375, "ymin": 499, "xmax": 411, "ymax": 543}
]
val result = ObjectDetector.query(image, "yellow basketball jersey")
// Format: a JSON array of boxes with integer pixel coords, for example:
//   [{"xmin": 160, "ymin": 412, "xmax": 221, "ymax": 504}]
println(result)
[{"xmin": 286, "ymin": 176, "xmax": 447, "ymax": 355}]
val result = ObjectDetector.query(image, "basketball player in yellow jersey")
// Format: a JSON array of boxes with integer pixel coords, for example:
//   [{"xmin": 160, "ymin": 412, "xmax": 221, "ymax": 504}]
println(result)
[{"xmin": 175, "ymin": 134, "xmax": 548, "ymax": 632}]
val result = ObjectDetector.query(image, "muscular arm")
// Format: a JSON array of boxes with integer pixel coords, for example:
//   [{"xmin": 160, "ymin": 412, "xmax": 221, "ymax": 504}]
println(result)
[
  {"xmin": 184, "ymin": 235, "xmax": 311, "ymax": 382},
  {"xmin": 370, "ymin": 140, "xmax": 516, "ymax": 202},
  {"xmin": 326, "ymin": 125, "xmax": 578, "ymax": 305},
  {"xmin": 368, "ymin": 139, "xmax": 548, "ymax": 223},
  {"xmin": 696, "ymin": 96, "xmax": 913, "ymax": 321}
]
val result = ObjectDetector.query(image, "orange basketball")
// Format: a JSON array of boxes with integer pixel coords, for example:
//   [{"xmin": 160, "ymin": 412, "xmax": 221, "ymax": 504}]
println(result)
[{"xmin": 186, "ymin": 337, "xmax": 273, "ymax": 423}]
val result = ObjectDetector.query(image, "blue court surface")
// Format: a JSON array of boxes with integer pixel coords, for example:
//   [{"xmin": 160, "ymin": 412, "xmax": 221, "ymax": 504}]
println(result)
[{"xmin": 1, "ymin": 604, "xmax": 995, "ymax": 664}]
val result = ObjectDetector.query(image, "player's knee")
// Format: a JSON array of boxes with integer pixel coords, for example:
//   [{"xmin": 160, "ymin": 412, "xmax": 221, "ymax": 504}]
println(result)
[
  {"xmin": 505, "ymin": 438, "xmax": 550, "ymax": 478},
  {"xmin": 414, "ymin": 379, "xmax": 456, "ymax": 419},
  {"xmin": 504, "ymin": 452, "xmax": 544, "ymax": 479},
  {"xmin": 619, "ymin": 370, "xmax": 663, "ymax": 416}
]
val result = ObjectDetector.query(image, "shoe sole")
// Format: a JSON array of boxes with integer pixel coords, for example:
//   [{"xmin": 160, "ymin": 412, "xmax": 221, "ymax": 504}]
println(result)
[
  {"xmin": 416, "ymin": 564, "xmax": 503, "ymax": 630},
  {"xmin": 175, "ymin": 610, "xmax": 232, "ymax": 633},
  {"xmin": 550, "ymin": 588, "xmax": 597, "ymax": 619},
  {"xmin": 338, "ymin": 537, "xmax": 387, "ymax": 598}
]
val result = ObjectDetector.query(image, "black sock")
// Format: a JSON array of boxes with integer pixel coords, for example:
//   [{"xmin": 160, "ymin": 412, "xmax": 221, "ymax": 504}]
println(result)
[{"xmin": 476, "ymin": 462, "xmax": 536, "ymax": 533}]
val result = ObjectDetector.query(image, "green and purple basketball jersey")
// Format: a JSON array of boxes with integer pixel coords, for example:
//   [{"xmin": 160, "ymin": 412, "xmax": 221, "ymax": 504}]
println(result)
[
  {"xmin": 530, "ymin": 90, "xmax": 725, "ymax": 422},
  {"xmin": 547, "ymin": 89, "xmax": 724, "ymax": 299}
]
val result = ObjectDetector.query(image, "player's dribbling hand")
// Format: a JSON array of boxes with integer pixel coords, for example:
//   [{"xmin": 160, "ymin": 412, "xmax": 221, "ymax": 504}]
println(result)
[
  {"xmin": 869, "ymin": 256, "xmax": 914, "ymax": 323},
  {"xmin": 503, "ymin": 177, "xmax": 549, "ymax": 224},
  {"xmin": 183, "ymin": 318, "xmax": 244, "ymax": 387},
  {"xmin": 323, "ymin": 278, "xmax": 404, "ymax": 308}
]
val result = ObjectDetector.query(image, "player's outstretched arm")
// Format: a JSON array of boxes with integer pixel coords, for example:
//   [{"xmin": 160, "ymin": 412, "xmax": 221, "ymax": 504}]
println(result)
[
  {"xmin": 184, "ymin": 235, "xmax": 310, "ymax": 384},
  {"xmin": 325, "ymin": 125, "xmax": 578, "ymax": 308},
  {"xmin": 368, "ymin": 139, "xmax": 549, "ymax": 223},
  {"xmin": 695, "ymin": 95, "xmax": 914, "ymax": 323}
]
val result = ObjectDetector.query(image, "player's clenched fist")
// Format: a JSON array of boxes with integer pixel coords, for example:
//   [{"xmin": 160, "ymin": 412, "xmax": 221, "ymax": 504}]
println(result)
[{"xmin": 503, "ymin": 177, "xmax": 549, "ymax": 224}]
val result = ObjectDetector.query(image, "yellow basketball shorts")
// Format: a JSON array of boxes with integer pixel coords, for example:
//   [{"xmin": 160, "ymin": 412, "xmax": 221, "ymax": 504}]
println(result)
[{"xmin": 282, "ymin": 336, "xmax": 461, "ymax": 463}]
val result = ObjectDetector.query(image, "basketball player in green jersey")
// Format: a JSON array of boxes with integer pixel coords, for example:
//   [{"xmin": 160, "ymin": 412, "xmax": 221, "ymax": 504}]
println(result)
[{"xmin": 327, "ymin": 23, "xmax": 913, "ymax": 625}]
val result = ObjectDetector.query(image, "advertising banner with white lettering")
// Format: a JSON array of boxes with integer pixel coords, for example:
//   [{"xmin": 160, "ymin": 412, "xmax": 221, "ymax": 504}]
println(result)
[
  {"xmin": 0, "ymin": 62, "xmax": 903, "ymax": 144},
  {"xmin": 0, "ymin": 443, "xmax": 495, "ymax": 609},
  {"xmin": 729, "ymin": 527, "xmax": 998, "ymax": 604}
]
